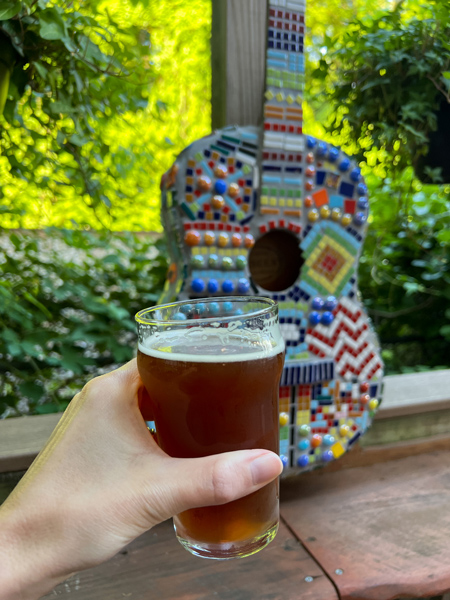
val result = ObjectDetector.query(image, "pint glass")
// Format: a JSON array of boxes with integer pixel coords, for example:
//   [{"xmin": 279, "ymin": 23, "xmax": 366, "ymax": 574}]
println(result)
[{"xmin": 136, "ymin": 297, "xmax": 285, "ymax": 560}]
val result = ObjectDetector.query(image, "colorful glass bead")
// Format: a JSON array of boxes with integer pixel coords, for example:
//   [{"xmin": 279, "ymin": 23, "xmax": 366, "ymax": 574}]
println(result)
[
  {"xmin": 331, "ymin": 207, "xmax": 342, "ymax": 221},
  {"xmin": 320, "ymin": 205, "xmax": 331, "ymax": 219},
  {"xmin": 328, "ymin": 147, "xmax": 339, "ymax": 162},
  {"xmin": 317, "ymin": 142, "xmax": 327, "ymax": 156},
  {"xmin": 238, "ymin": 278, "xmax": 250, "ymax": 294},
  {"xmin": 308, "ymin": 208, "xmax": 319, "ymax": 222},
  {"xmin": 312, "ymin": 297, "xmax": 324, "ymax": 310},
  {"xmin": 306, "ymin": 166, "xmax": 316, "ymax": 177},
  {"xmin": 298, "ymin": 438, "xmax": 310, "ymax": 451},
  {"xmin": 305, "ymin": 180, "xmax": 315, "ymax": 191},
  {"xmin": 338, "ymin": 158, "xmax": 350, "ymax": 172},
  {"xmin": 222, "ymin": 280, "xmax": 234, "ymax": 293},
  {"xmin": 173, "ymin": 312, "xmax": 187, "ymax": 320},
  {"xmin": 322, "ymin": 450, "xmax": 334, "ymax": 462},
  {"xmin": 197, "ymin": 175, "xmax": 212, "ymax": 192},
  {"xmin": 195, "ymin": 303, "xmax": 206, "ymax": 315},
  {"xmin": 297, "ymin": 454, "xmax": 310, "ymax": 468},
  {"xmin": 214, "ymin": 165, "xmax": 228, "ymax": 178},
  {"xmin": 304, "ymin": 196, "xmax": 314, "ymax": 208},
  {"xmin": 180, "ymin": 303, "xmax": 193, "ymax": 314},
  {"xmin": 222, "ymin": 256, "xmax": 233, "ymax": 270},
  {"xmin": 306, "ymin": 152, "xmax": 315, "ymax": 164},
  {"xmin": 357, "ymin": 182, "xmax": 367, "ymax": 195},
  {"xmin": 339, "ymin": 424, "xmax": 351, "ymax": 437},
  {"xmin": 204, "ymin": 231, "xmax": 216, "ymax": 246},
  {"xmin": 360, "ymin": 381, "xmax": 369, "ymax": 393},
  {"xmin": 298, "ymin": 424, "xmax": 311, "ymax": 437},
  {"xmin": 232, "ymin": 233, "xmax": 242, "ymax": 247},
  {"xmin": 209, "ymin": 302, "xmax": 220, "ymax": 314},
  {"xmin": 218, "ymin": 233, "xmax": 229, "ymax": 247},
  {"xmin": 323, "ymin": 435, "xmax": 335, "ymax": 446},
  {"xmin": 185, "ymin": 230, "xmax": 201, "ymax": 246},
  {"xmin": 309, "ymin": 311, "xmax": 321, "ymax": 325},
  {"xmin": 279, "ymin": 412, "xmax": 289, "ymax": 426},
  {"xmin": 236, "ymin": 255, "xmax": 247, "ymax": 269},
  {"xmin": 207, "ymin": 279, "xmax": 219, "ymax": 294},
  {"xmin": 212, "ymin": 195, "xmax": 225, "ymax": 210},
  {"xmin": 360, "ymin": 394, "xmax": 370, "ymax": 406},
  {"xmin": 214, "ymin": 179, "xmax": 227, "ymax": 195},
  {"xmin": 350, "ymin": 167, "xmax": 361, "ymax": 182},
  {"xmin": 222, "ymin": 301, "xmax": 234, "ymax": 312},
  {"xmin": 244, "ymin": 234, "xmax": 255, "ymax": 248},
  {"xmin": 208, "ymin": 254, "xmax": 219, "ymax": 268},
  {"xmin": 341, "ymin": 213, "xmax": 352, "ymax": 226},
  {"xmin": 358, "ymin": 196, "xmax": 369, "ymax": 210},
  {"xmin": 281, "ymin": 455, "xmax": 289, "ymax": 468},
  {"xmin": 306, "ymin": 136, "xmax": 316, "ymax": 149},
  {"xmin": 369, "ymin": 398, "xmax": 379, "ymax": 411},
  {"xmin": 321, "ymin": 311, "xmax": 334, "ymax": 325},
  {"xmin": 228, "ymin": 182, "xmax": 240, "ymax": 198},
  {"xmin": 191, "ymin": 278, "xmax": 205, "ymax": 293},
  {"xmin": 324, "ymin": 296, "xmax": 337, "ymax": 311},
  {"xmin": 311, "ymin": 434, "xmax": 322, "ymax": 448},
  {"xmin": 191, "ymin": 255, "xmax": 204, "ymax": 268},
  {"xmin": 354, "ymin": 212, "xmax": 367, "ymax": 226}
]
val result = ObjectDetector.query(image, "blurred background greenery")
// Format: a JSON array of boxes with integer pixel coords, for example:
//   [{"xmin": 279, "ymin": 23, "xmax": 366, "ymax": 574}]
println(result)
[{"xmin": 1, "ymin": 0, "xmax": 450, "ymax": 416}]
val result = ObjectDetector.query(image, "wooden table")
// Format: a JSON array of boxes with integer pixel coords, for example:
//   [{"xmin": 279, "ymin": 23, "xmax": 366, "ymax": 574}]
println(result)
[{"xmin": 37, "ymin": 450, "xmax": 450, "ymax": 600}]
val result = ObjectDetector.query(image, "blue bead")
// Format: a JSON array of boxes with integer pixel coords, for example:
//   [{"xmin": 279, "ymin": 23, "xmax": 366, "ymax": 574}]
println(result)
[
  {"xmin": 312, "ymin": 296, "xmax": 324, "ymax": 310},
  {"xmin": 195, "ymin": 302, "xmax": 206, "ymax": 314},
  {"xmin": 237, "ymin": 278, "xmax": 250, "ymax": 294},
  {"xmin": 309, "ymin": 311, "xmax": 321, "ymax": 325},
  {"xmin": 328, "ymin": 147, "xmax": 339, "ymax": 162},
  {"xmin": 321, "ymin": 311, "xmax": 334, "ymax": 325},
  {"xmin": 354, "ymin": 212, "xmax": 367, "ymax": 225},
  {"xmin": 209, "ymin": 302, "xmax": 220, "ymax": 314},
  {"xmin": 172, "ymin": 312, "xmax": 187, "ymax": 320},
  {"xmin": 297, "ymin": 454, "xmax": 310, "ymax": 468},
  {"xmin": 280, "ymin": 454, "xmax": 289, "ymax": 468},
  {"xmin": 234, "ymin": 308, "xmax": 243, "ymax": 316},
  {"xmin": 222, "ymin": 280, "xmax": 235, "ymax": 294},
  {"xmin": 207, "ymin": 279, "xmax": 219, "ymax": 294},
  {"xmin": 180, "ymin": 303, "xmax": 193, "ymax": 314},
  {"xmin": 358, "ymin": 196, "xmax": 369, "ymax": 210},
  {"xmin": 339, "ymin": 158, "xmax": 351, "ymax": 172},
  {"xmin": 357, "ymin": 182, "xmax": 367, "ymax": 195},
  {"xmin": 222, "ymin": 301, "xmax": 234, "ymax": 312},
  {"xmin": 322, "ymin": 450, "xmax": 334, "ymax": 462},
  {"xmin": 191, "ymin": 278, "xmax": 205, "ymax": 293},
  {"xmin": 324, "ymin": 296, "xmax": 337, "ymax": 311},
  {"xmin": 323, "ymin": 434, "xmax": 335, "ymax": 446},
  {"xmin": 298, "ymin": 439, "xmax": 310, "ymax": 451},
  {"xmin": 317, "ymin": 141, "xmax": 328, "ymax": 156},
  {"xmin": 350, "ymin": 167, "xmax": 361, "ymax": 182},
  {"xmin": 306, "ymin": 136, "xmax": 316, "ymax": 149},
  {"xmin": 214, "ymin": 179, "xmax": 227, "ymax": 195}
]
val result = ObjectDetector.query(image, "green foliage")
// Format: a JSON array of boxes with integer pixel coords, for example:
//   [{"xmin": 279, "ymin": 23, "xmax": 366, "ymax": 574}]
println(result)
[
  {"xmin": 0, "ymin": 0, "xmax": 211, "ymax": 231},
  {"xmin": 0, "ymin": 230, "xmax": 167, "ymax": 417},
  {"xmin": 312, "ymin": 0, "xmax": 450, "ymax": 173}
]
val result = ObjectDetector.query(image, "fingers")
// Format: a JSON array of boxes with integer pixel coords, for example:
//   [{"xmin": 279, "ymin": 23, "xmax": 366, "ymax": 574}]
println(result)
[{"xmin": 146, "ymin": 450, "xmax": 283, "ymax": 521}]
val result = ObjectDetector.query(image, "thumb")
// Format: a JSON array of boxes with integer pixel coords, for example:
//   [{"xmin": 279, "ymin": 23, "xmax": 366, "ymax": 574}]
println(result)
[{"xmin": 149, "ymin": 450, "xmax": 283, "ymax": 522}]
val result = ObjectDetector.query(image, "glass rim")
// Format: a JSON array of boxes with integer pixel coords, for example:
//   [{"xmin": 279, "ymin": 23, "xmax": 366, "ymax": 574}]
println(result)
[{"xmin": 135, "ymin": 296, "xmax": 278, "ymax": 326}]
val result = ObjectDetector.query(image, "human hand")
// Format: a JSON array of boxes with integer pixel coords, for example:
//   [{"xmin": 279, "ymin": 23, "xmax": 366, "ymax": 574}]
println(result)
[{"xmin": 0, "ymin": 359, "xmax": 282, "ymax": 600}]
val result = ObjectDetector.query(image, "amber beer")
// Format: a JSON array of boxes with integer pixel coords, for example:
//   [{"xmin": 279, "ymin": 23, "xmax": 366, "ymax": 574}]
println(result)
[{"xmin": 136, "ymin": 297, "xmax": 284, "ymax": 559}]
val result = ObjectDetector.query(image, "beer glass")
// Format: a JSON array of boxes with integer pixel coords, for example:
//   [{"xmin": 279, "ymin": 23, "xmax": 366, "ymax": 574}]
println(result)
[{"xmin": 135, "ymin": 297, "xmax": 285, "ymax": 560}]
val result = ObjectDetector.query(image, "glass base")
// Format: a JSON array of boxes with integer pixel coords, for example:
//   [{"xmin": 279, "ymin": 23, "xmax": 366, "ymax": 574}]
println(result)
[{"xmin": 174, "ymin": 522, "xmax": 279, "ymax": 560}]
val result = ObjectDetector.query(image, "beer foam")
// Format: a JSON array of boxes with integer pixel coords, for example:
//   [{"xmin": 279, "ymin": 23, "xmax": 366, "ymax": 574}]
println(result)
[{"xmin": 138, "ymin": 329, "xmax": 285, "ymax": 363}]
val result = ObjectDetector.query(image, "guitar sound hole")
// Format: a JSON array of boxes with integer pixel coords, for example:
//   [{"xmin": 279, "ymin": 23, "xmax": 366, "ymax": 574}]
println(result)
[{"xmin": 249, "ymin": 229, "xmax": 303, "ymax": 292}]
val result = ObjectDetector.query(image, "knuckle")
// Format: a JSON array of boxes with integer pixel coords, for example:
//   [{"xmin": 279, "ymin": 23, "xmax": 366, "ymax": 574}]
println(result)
[{"xmin": 210, "ymin": 459, "xmax": 236, "ymax": 505}]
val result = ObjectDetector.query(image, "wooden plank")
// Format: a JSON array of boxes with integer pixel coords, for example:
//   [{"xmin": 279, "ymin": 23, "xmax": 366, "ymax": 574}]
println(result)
[
  {"xmin": 380, "ymin": 369, "xmax": 450, "ymax": 418},
  {"xmin": 365, "ymin": 409, "xmax": 450, "ymax": 446},
  {"xmin": 43, "ymin": 518, "xmax": 338, "ymax": 600},
  {"xmin": 0, "ymin": 413, "xmax": 61, "ymax": 473},
  {"xmin": 281, "ymin": 451, "xmax": 450, "ymax": 600},
  {"xmin": 211, "ymin": 0, "xmax": 267, "ymax": 129}
]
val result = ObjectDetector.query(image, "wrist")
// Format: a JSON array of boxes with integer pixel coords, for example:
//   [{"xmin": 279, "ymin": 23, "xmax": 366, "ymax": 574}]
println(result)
[{"xmin": 0, "ymin": 499, "xmax": 73, "ymax": 600}]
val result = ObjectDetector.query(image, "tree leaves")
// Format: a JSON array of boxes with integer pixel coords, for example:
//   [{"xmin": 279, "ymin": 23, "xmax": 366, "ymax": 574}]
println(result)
[
  {"xmin": 38, "ymin": 7, "xmax": 67, "ymax": 40},
  {"xmin": 0, "ymin": 1, "xmax": 21, "ymax": 21}
]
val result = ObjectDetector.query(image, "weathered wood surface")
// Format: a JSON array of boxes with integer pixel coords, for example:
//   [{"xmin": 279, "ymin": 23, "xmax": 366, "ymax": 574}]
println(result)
[
  {"xmin": 42, "ymin": 518, "xmax": 337, "ymax": 600},
  {"xmin": 281, "ymin": 451, "xmax": 450, "ymax": 600},
  {"xmin": 211, "ymin": 0, "xmax": 267, "ymax": 129}
]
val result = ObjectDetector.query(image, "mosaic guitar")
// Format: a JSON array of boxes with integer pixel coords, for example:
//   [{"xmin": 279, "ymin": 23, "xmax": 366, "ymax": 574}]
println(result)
[{"xmin": 159, "ymin": 0, "xmax": 383, "ymax": 474}]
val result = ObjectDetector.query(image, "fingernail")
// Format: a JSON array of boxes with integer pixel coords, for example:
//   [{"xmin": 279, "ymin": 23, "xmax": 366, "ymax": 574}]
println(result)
[{"xmin": 251, "ymin": 453, "xmax": 283, "ymax": 486}]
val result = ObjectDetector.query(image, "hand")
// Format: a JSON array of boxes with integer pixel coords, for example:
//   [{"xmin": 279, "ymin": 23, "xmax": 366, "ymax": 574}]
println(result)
[{"xmin": 0, "ymin": 360, "xmax": 282, "ymax": 600}]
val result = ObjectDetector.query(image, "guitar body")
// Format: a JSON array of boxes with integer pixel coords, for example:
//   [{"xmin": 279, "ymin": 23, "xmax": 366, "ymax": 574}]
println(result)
[{"xmin": 160, "ymin": 2, "xmax": 383, "ymax": 474}]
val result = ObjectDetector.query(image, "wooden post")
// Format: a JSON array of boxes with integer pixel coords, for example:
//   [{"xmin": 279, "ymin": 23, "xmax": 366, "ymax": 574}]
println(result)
[{"xmin": 211, "ymin": 0, "xmax": 267, "ymax": 130}]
